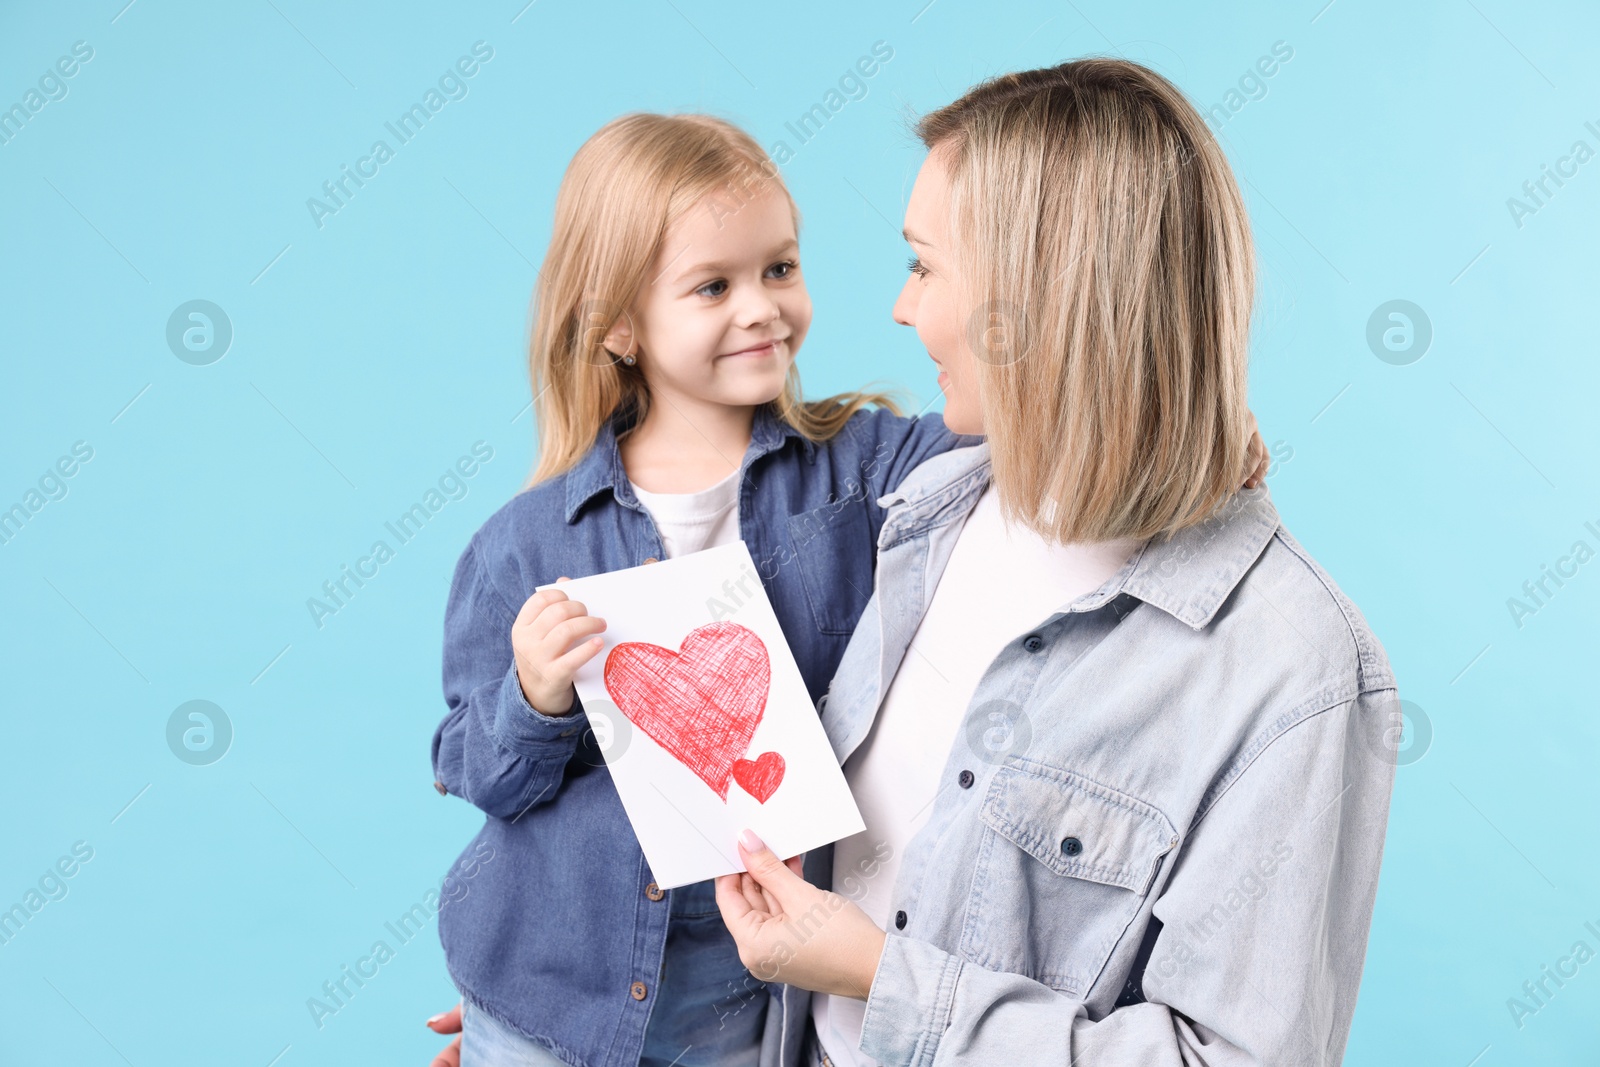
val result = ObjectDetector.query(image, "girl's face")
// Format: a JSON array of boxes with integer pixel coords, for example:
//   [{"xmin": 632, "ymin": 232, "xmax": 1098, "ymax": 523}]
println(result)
[
  {"xmin": 892, "ymin": 144, "xmax": 984, "ymax": 435},
  {"xmin": 612, "ymin": 182, "xmax": 812, "ymax": 414}
]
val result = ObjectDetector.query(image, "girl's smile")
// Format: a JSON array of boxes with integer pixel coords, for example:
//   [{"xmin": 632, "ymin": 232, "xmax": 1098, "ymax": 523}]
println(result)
[{"xmin": 719, "ymin": 337, "xmax": 787, "ymax": 359}]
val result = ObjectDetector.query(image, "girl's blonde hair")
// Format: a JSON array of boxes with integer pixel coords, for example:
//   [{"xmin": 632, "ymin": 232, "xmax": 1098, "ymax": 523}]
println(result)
[
  {"xmin": 526, "ymin": 112, "xmax": 899, "ymax": 486},
  {"xmin": 918, "ymin": 59, "xmax": 1255, "ymax": 542}
]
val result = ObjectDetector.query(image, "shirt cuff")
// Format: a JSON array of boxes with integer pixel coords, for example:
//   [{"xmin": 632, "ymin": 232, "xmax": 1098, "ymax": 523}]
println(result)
[
  {"xmin": 491, "ymin": 663, "xmax": 585, "ymax": 757},
  {"xmin": 859, "ymin": 934, "xmax": 963, "ymax": 1067}
]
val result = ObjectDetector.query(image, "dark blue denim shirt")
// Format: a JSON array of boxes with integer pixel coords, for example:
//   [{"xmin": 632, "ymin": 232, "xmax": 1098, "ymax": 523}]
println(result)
[{"xmin": 431, "ymin": 402, "xmax": 965, "ymax": 1067}]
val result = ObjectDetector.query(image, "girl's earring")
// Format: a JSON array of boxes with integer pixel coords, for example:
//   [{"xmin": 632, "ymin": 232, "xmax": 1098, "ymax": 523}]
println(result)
[{"xmin": 622, "ymin": 352, "xmax": 637, "ymax": 366}]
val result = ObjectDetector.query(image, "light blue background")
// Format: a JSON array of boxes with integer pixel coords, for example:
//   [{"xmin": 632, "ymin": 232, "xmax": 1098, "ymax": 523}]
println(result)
[{"xmin": 2, "ymin": 1, "xmax": 1596, "ymax": 1064}]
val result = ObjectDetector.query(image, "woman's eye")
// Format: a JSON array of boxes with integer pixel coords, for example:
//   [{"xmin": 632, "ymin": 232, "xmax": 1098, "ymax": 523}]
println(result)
[
  {"xmin": 906, "ymin": 255, "xmax": 928, "ymax": 278},
  {"xmin": 695, "ymin": 279, "xmax": 728, "ymax": 298}
]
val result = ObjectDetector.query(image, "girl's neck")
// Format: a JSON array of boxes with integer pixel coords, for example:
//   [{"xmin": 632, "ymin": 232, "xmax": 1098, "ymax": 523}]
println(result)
[{"xmin": 620, "ymin": 394, "xmax": 756, "ymax": 494}]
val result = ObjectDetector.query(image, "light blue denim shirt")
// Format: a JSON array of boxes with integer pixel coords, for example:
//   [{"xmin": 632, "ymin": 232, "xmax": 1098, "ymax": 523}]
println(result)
[{"xmin": 765, "ymin": 442, "xmax": 1398, "ymax": 1067}]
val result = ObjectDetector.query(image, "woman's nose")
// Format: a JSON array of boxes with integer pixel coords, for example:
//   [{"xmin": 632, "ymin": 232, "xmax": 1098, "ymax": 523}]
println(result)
[{"xmin": 892, "ymin": 273, "xmax": 917, "ymax": 327}]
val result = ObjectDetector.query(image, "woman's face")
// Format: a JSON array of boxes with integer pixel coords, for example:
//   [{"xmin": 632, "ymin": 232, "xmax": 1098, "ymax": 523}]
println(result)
[{"xmin": 893, "ymin": 143, "xmax": 983, "ymax": 435}]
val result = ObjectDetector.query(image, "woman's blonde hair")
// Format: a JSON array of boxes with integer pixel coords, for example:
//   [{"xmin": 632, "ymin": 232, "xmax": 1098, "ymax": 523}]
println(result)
[
  {"xmin": 525, "ymin": 112, "xmax": 898, "ymax": 486},
  {"xmin": 918, "ymin": 58, "xmax": 1255, "ymax": 542}
]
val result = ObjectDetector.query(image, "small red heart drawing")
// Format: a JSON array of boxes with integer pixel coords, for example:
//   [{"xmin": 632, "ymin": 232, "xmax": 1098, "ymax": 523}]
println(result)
[
  {"xmin": 732, "ymin": 752, "xmax": 785, "ymax": 803},
  {"xmin": 604, "ymin": 621, "xmax": 776, "ymax": 801}
]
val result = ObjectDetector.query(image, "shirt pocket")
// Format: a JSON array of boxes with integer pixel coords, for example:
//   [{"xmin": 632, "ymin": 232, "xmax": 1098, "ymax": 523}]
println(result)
[
  {"xmin": 961, "ymin": 759, "xmax": 1178, "ymax": 997},
  {"xmin": 786, "ymin": 501, "xmax": 874, "ymax": 635}
]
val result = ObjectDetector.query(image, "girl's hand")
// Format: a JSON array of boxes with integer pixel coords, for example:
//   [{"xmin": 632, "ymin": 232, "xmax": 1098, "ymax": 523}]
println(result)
[
  {"xmin": 715, "ymin": 831, "xmax": 886, "ymax": 1000},
  {"xmin": 511, "ymin": 580, "xmax": 607, "ymax": 715},
  {"xmin": 1242, "ymin": 412, "xmax": 1270, "ymax": 489},
  {"xmin": 424, "ymin": 1002, "xmax": 462, "ymax": 1067}
]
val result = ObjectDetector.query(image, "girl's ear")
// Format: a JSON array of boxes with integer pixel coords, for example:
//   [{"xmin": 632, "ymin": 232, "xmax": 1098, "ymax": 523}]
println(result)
[{"xmin": 603, "ymin": 316, "xmax": 636, "ymax": 359}]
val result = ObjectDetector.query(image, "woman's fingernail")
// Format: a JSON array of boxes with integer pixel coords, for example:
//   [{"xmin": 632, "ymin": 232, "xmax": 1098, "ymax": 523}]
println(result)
[
  {"xmin": 426, "ymin": 1014, "xmax": 444, "ymax": 1027},
  {"xmin": 740, "ymin": 828, "xmax": 766, "ymax": 852}
]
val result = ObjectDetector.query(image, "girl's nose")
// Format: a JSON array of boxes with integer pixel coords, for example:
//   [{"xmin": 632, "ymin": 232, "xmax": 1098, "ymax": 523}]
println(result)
[{"xmin": 734, "ymin": 284, "xmax": 782, "ymax": 328}]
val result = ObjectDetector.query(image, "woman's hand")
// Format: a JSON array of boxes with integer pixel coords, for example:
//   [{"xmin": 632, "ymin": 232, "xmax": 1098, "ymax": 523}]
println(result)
[
  {"xmin": 512, "ymin": 580, "xmax": 607, "ymax": 715},
  {"xmin": 424, "ymin": 1002, "xmax": 461, "ymax": 1067},
  {"xmin": 715, "ymin": 831, "xmax": 887, "ymax": 1000},
  {"xmin": 1242, "ymin": 412, "xmax": 1270, "ymax": 489}
]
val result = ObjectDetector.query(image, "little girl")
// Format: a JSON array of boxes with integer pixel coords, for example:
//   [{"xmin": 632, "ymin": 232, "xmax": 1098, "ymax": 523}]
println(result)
[{"xmin": 427, "ymin": 113, "xmax": 967, "ymax": 1067}]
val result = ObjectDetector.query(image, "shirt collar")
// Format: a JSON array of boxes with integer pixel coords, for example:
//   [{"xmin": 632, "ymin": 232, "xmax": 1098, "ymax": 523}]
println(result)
[
  {"xmin": 562, "ymin": 403, "xmax": 810, "ymax": 523},
  {"xmin": 1080, "ymin": 488, "xmax": 1281, "ymax": 629},
  {"xmin": 876, "ymin": 440, "xmax": 1281, "ymax": 630}
]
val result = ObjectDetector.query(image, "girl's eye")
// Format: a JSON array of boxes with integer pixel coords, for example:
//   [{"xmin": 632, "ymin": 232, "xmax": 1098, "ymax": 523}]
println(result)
[
  {"xmin": 696, "ymin": 261, "xmax": 797, "ymax": 298},
  {"xmin": 906, "ymin": 256, "xmax": 929, "ymax": 278}
]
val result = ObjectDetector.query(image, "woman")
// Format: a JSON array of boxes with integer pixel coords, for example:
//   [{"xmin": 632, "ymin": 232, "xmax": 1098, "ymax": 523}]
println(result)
[{"xmin": 715, "ymin": 58, "xmax": 1397, "ymax": 1066}]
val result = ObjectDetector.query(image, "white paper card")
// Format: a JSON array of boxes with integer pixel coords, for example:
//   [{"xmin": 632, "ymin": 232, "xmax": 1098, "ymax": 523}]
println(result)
[{"xmin": 541, "ymin": 542, "xmax": 864, "ymax": 890}]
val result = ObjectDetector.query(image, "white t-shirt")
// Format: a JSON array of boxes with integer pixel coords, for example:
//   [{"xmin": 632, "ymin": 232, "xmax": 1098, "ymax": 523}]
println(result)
[
  {"xmin": 629, "ymin": 469, "xmax": 741, "ymax": 559},
  {"xmin": 813, "ymin": 485, "xmax": 1141, "ymax": 1067}
]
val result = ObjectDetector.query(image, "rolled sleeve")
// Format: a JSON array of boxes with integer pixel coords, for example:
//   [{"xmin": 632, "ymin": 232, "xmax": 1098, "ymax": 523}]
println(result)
[
  {"xmin": 860, "ymin": 934, "xmax": 964, "ymax": 1067},
  {"xmin": 431, "ymin": 539, "xmax": 584, "ymax": 817},
  {"xmin": 491, "ymin": 660, "xmax": 586, "ymax": 756}
]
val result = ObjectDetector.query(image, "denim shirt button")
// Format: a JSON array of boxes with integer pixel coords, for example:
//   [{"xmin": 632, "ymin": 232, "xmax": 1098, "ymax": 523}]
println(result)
[
  {"xmin": 957, "ymin": 769, "xmax": 974, "ymax": 788},
  {"xmin": 1061, "ymin": 837, "xmax": 1084, "ymax": 857},
  {"xmin": 894, "ymin": 910, "xmax": 908, "ymax": 930},
  {"xmin": 433, "ymin": 780, "xmax": 448, "ymax": 795},
  {"xmin": 1022, "ymin": 634, "xmax": 1045, "ymax": 653},
  {"xmin": 630, "ymin": 981, "xmax": 648, "ymax": 1000},
  {"xmin": 643, "ymin": 557, "xmax": 659, "ymax": 565},
  {"xmin": 645, "ymin": 882, "xmax": 664, "ymax": 902}
]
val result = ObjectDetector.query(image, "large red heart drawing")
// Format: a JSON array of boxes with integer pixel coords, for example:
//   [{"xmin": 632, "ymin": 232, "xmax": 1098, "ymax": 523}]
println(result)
[{"xmin": 603, "ymin": 621, "xmax": 782, "ymax": 802}]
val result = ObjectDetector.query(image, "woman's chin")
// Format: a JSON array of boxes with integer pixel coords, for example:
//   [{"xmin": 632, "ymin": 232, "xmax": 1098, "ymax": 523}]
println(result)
[{"xmin": 940, "ymin": 406, "xmax": 985, "ymax": 435}]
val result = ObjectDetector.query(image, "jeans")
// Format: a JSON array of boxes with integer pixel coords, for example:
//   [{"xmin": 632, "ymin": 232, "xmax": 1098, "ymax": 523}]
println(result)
[
  {"xmin": 461, "ymin": 998, "xmax": 567, "ymax": 1067},
  {"xmin": 802, "ymin": 1019, "xmax": 837, "ymax": 1067},
  {"xmin": 461, "ymin": 880, "xmax": 767, "ymax": 1067}
]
